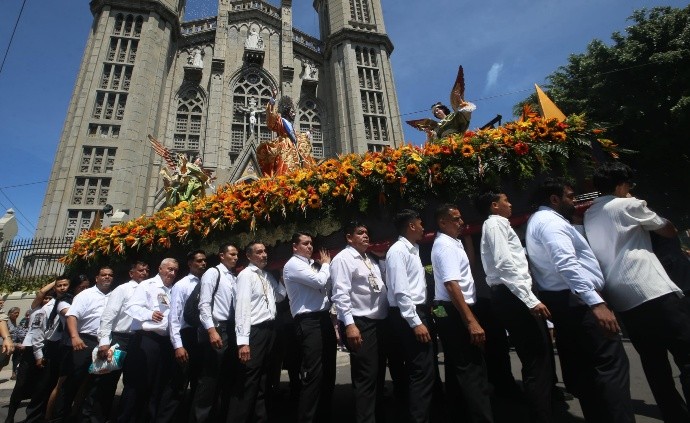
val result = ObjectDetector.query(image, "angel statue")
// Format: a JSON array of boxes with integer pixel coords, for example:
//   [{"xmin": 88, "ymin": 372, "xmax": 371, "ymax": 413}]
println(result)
[
  {"xmin": 148, "ymin": 135, "xmax": 215, "ymax": 207},
  {"xmin": 256, "ymin": 88, "xmax": 316, "ymax": 176},
  {"xmin": 406, "ymin": 65, "xmax": 477, "ymax": 142}
]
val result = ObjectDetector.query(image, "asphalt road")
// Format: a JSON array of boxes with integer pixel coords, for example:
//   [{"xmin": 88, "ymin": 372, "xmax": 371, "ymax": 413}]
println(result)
[{"xmin": 0, "ymin": 340, "xmax": 679, "ymax": 422}]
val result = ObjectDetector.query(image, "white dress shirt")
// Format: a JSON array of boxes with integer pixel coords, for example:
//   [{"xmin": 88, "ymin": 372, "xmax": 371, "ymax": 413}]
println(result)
[
  {"xmin": 283, "ymin": 254, "xmax": 331, "ymax": 317},
  {"xmin": 235, "ymin": 264, "xmax": 287, "ymax": 345},
  {"xmin": 331, "ymin": 245, "xmax": 388, "ymax": 325},
  {"xmin": 125, "ymin": 274, "xmax": 172, "ymax": 336},
  {"xmin": 385, "ymin": 236, "xmax": 426, "ymax": 328},
  {"xmin": 169, "ymin": 273, "xmax": 199, "ymax": 349},
  {"xmin": 584, "ymin": 195, "xmax": 682, "ymax": 311},
  {"xmin": 98, "ymin": 280, "xmax": 139, "ymax": 346},
  {"xmin": 46, "ymin": 300, "xmax": 70, "ymax": 342},
  {"xmin": 525, "ymin": 206, "xmax": 605, "ymax": 306},
  {"xmin": 199, "ymin": 264, "xmax": 236, "ymax": 330},
  {"xmin": 481, "ymin": 215, "xmax": 540, "ymax": 309},
  {"xmin": 66, "ymin": 286, "xmax": 110, "ymax": 337},
  {"xmin": 431, "ymin": 232, "xmax": 476, "ymax": 305}
]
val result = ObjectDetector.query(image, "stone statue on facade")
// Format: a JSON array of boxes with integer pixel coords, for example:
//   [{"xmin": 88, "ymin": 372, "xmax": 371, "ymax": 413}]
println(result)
[
  {"xmin": 245, "ymin": 27, "xmax": 264, "ymax": 50},
  {"xmin": 188, "ymin": 47, "xmax": 204, "ymax": 68},
  {"xmin": 302, "ymin": 59, "xmax": 318, "ymax": 81}
]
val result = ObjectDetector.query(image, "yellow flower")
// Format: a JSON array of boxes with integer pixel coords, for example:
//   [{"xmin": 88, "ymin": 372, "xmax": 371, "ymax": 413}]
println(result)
[
  {"xmin": 308, "ymin": 194, "xmax": 321, "ymax": 209},
  {"xmin": 318, "ymin": 183, "xmax": 330, "ymax": 194},
  {"xmin": 384, "ymin": 173, "xmax": 396, "ymax": 183},
  {"xmin": 374, "ymin": 162, "xmax": 387, "ymax": 174},
  {"xmin": 406, "ymin": 164, "xmax": 420, "ymax": 175},
  {"xmin": 461, "ymin": 145, "xmax": 475, "ymax": 157},
  {"xmin": 361, "ymin": 161, "xmax": 374, "ymax": 171}
]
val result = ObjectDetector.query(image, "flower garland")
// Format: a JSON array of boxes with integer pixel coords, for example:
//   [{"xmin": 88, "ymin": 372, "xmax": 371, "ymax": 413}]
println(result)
[{"xmin": 63, "ymin": 112, "xmax": 621, "ymax": 266}]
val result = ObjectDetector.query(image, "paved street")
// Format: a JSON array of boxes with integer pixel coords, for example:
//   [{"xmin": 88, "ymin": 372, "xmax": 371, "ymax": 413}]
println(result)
[{"xmin": 0, "ymin": 340, "xmax": 678, "ymax": 422}]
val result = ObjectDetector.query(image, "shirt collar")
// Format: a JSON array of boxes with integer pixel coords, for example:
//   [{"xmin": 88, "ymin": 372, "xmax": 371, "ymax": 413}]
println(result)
[
  {"xmin": 538, "ymin": 205, "xmax": 571, "ymax": 224},
  {"xmin": 344, "ymin": 244, "xmax": 367, "ymax": 260},
  {"xmin": 435, "ymin": 231, "xmax": 462, "ymax": 245},
  {"xmin": 293, "ymin": 254, "xmax": 313, "ymax": 265},
  {"xmin": 397, "ymin": 236, "xmax": 418, "ymax": 252},
  {"xmin": 487, "ymin": 214, "xmax": 509, "ymax": 224},
  {"xmin": 247, "ymin": 263, "xmax": 265, "ymax": 274}
]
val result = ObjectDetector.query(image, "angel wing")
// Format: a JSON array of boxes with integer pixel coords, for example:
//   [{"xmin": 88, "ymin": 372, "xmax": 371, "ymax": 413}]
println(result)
[
  {"xmin": 148, "ymin": 134, "xmax": 177, "ymax": 171},
  {"xmin": 406, "ymin": 118, "xmax": 438, "ymax": 132},
  {"xmin": 449, "ymin": 65, "xmax": 465, "ymax": 111}
]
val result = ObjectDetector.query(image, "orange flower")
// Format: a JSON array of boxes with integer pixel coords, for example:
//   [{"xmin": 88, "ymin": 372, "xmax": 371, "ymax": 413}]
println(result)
[
  {"xmin": 514, "ymin": 142, "xmax": 529, "ymax": 156},
  {"xmin": 535, "ymin": 123, "xmax": 549, "ymax": 138},
  {"xmin": 461, "ymin": 145, "xmax": 475, "ymax": 157},
  {"xmin": 400, "ymin": 176, "xmax": 408, "ymax": 185},
  {"xmin": 406, "ymin": 164, "xmax": 420, "ymax": 175},
  {"xmin": 384, "ymin": 173, "xmax": 396, "ymax": 183},
  {"xmin": 430, "ymin": 163, "xmax": 442, "ymax": 174},
  {"xmin": 551, "ymin": 131, "xmax": 566, "ymax": 142},
  {"xmin": 374, "ymin": 162, "xmax": 387, "ymax": 174}
]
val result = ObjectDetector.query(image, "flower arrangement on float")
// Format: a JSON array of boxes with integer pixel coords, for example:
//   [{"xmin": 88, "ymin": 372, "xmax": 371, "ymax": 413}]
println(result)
[{"xmin": 63, "ymin": 109, "xmax": 623, "ymax": 266}]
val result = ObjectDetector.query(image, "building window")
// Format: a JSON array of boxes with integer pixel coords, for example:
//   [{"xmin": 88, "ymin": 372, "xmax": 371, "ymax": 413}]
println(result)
[
  {"xmin": 100, "ymin": 64, "xmax": 132, "ymax": 91},
  {"xmin": 113, "ymin": 14, "xmax": 143, "ymax": 38},
  {"xmin": 107, "ymin": 38, "xmax": 138, "ymax": 64},
  {"xmin": 356, "ymin": 46, "xmax": 388, "ymax": 143},
  {"xmin": 65, "ymin": 210, "xmax": 96, "ymax": 240},
  {"xmin": 298, "ymin": 100, "xmax": 324, "ymax": 159},
  {"xmin": 349, "ymin": 0, "xmax": 371, "ymax": 23},
  {"xmin": 88, "ymin": 124, "xmax": 120, "ymax": 138},
  {"xmin": 173, "ymin": 87, "xmax": 205, "ymax": 153},
  {"xmin": 72, "ymin": 178, "xmax": 111, "ymax": 206},
  {"xmin": 93, "ymin": 92, "xmax": 127, "ymax": 120},
  {"xmin": 230, "ymin": 71, "xmax": 273, "ymax": 153},
  {"xmin": 80, "ymin": 147, "xmax": 116, "ymax": 174},
  {"xmin": 367, "ymin": 143, "xmax": 386, "ymax": 152}
]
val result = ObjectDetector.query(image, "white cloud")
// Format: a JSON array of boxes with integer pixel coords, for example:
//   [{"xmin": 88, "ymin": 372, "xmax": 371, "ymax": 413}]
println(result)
[{"xmin": 485, "ymin": 62, "xmax": 504, "ymax": 92}]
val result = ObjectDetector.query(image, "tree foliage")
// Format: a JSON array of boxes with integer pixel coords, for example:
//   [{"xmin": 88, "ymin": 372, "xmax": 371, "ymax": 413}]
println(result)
[{"xmin": 516, "ymin": 6, "xmax": 690, "ymax": 226}]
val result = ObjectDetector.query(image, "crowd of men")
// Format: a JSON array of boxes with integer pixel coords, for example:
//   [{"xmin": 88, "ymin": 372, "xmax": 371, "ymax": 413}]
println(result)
[{"xmin": 4, "ymin": 162, "xmax": 690, "ymax": 423}]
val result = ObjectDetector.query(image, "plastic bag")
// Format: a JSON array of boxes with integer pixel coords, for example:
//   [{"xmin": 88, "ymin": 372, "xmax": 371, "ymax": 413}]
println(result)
[{"xmin": 88, "ymin": 343, "xmax": 127, "ymax": 375}]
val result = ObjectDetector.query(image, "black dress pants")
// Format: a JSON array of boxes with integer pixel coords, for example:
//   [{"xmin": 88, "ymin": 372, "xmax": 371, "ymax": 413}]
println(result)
[
  {"xmin": 492, "ymin": 285, "xmax": 553, "ymax": 423},
  {"xmin": 540, "ymin": 290, "xmax": 634, "ymax": 423},
  {"xmin": 24, "ymin": 339, "xmax": 62, "ymax": 423},
  {"xmin": 227, "ymin": 321, "xmax": 276, "ymax": 423},
  {"xmin": 342, "ymin": 316, "xmax": 387, "ymax": 423},
  {"xmin": 192, "ymin": 321, "xmax": 237, "ymax": 422},
  {"xmin": 620, "ymin": 292, "xmax": 690, "ymax": 423},
  {"xmin": 117, "ymin": 330, "xmax": 177, "ymax": 423},
  {"xmin": 5, "ymin": 348, "xmax": 41, "ymax": 423},
  {"xmin": 294, "ymin": 310, "xmax": 337, "ymax": 423},
  {"xmin": 52, "ymin": 333, "xmax": 99, "ymax": 422},
  {"xmin": 162, "ymin": 326, "xmax": 202, "ymax": 423},
  {"xmin": 435, "ymin": 301, "xmax": 493, "ymax": 423},
  {"xmin": 80, "ymin": 332, "xmax": 132, "ymax": 423},
  {"xmin": 389, "ymin": 305, "xmax": 435, "ymax": 423}
]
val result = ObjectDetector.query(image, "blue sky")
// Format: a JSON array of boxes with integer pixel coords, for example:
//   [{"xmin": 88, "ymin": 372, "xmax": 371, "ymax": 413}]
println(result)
[{"xmin": 0, "ymin": 0, "xmax": 686, "ymax": 238}]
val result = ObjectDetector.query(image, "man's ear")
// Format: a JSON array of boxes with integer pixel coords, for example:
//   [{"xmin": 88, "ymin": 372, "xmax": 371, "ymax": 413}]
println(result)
[{"xmin": 549, "ymin": 194, "xmax": 560, "ymax": 207}]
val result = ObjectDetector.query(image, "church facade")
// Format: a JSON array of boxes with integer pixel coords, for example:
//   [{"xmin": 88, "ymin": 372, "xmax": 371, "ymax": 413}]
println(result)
[{"xmin": 36, "ymin": 0, "xmax": 403, "ymax": 240}]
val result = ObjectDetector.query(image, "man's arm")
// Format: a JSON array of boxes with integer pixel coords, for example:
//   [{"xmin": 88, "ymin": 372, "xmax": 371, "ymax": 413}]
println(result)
[
  {"xmin": 0, "ymin": 320, "xmax": 14, "ymax": 355},
  {"xmin": 168, "ymin": 283, "xmax": 187, "ymax": 363},
  {"xmin": 125, "ymin": 282, "xmax": 157, "ymax": 322},
  {"xmin": 331, "ymin": 256, "xmax": 361, "ymax": 350},
  {"xmin": 234, "ymin": 272, "xmax": 253, "ymax": 363},
  {"xmin": 444, "ymin": 281, "xmax": 485, "ymax": 346},
  {"xmin": 199, "ymin": 268, "xmax": 222, "ymax": 349},
  {"xmin": 284, "ymin": 258, "xmax": 330, "ymax": 290},
  {"xmin": 66, "ymin": 315, "xmax": 86, "ymax": 351},
  {"xmin": 98, "ymin": 285, "xmax": 123, "ymax": 347}
]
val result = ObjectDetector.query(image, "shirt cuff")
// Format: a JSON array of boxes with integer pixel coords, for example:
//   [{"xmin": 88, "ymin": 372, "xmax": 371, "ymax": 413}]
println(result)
[
  {"xmin": 342, "ymin": 313, "xmax": 354, "ymax": 326},
  {"xmin": 172, "ymin": 339, "xmax": 183, "ymax": 349},
  {"xmin": 201, "ymin": 318, "xmax": 214, "ymax": 330},
  {"xmin": 34, "ymin": 349, "xmax": 43, "ymax": 360},
  {"xmin": 404, "ymin": 315, "xmax": 422, "ymax": 328},
  {"xmin": 579, "ymin": 290, "xmax": 604, "ymax": 307},
  {"xmin": 98, "ymin": 337, "xmax": 111, "ymax": 347},
  {"xmin": 236, "ymin": 335, "xmax": 249, "ymax": 346}
]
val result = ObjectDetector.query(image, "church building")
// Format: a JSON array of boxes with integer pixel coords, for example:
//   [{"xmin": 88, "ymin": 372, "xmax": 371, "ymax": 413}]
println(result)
[{"xmin": 36, "ymin": 0, "xmax": 403, "ymax": 240}]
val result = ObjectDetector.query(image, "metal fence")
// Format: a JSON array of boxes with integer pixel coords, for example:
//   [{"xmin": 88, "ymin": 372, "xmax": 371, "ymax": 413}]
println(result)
[{"xmin": 0, "ymin": 237, "xmax": 73, "ymax": 289}]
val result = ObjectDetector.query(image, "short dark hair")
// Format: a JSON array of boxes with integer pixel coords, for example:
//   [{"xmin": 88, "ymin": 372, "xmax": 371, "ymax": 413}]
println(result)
[
  {"xmin": 592, "ymin": 162, "xmax": 634, "ymax": 194},
  {"xmin": 431, "ymin": 102, "xmax": 451, "ymax": 116},
  {"xmin": 97, "ymin": 266, "xmax": 113, "ymax": 275},
  {"xmin": 393, "ymin": 209, "xmax": 421, "ymax": 235},
  {"xmin": 291, "ymin": 231, "xmax": 313, "ymax": 245},
  {"xmin": 245, "ymin": 240, "xmax": 264, "ymax": 256},
  {"xmin": 475, "ymin": 191, "xmax": 501, "ymax": 217},
  {"xmin": 186, "ymin": 249, "xmax": 206, "ymax": 262},
  {"xmin": 129, "ymin": 261, "xmax": 148, "ymax": 271},
  {"xmin": 536, "ymin": 177, "xmax": 573, "ymax": 205},
  {"xmin": 344, "ymin": 220, "xmax": 368, "ymax": 237},
  {"xmin": 434, "ymin": 204, "xmax": 459, "ymax": 224},
  {"xmin": 219, "ymin": 242, "xmax": 237, "ymax": 255}
]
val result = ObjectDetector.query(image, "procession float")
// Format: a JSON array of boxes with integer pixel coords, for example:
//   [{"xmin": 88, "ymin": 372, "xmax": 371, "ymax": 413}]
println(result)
[{"xmin": 62, "ymin": 67, "xmax": 626, "ymax": 273}]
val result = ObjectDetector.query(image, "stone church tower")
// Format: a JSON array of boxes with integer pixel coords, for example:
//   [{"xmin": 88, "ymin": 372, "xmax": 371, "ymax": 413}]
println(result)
[{"xmin": 36, "ymin": 0, "xmax": 402, "ymax": 240}]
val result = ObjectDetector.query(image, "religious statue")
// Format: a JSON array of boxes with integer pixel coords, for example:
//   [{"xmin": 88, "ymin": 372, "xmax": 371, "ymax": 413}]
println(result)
[
  {"xmin": 406, "ymin": 65, "xmax": 476, "ymax": 141},
  {"xmin": 257, "ymin": 89, "xmax": 316, "ymax": 176},
  {"xmin": 302, "ymin": 59, "xmax": 318, "ymax": 81},
  {"xmin": 245, "ymin": 27, "xmax": 264, "ymax": 50},
  {"xmin": 148, "ymin": 135, "xmax": 215, "ymax": 207},
  {"xmin": 188, "ymin": 47, "xmax": 204, "ymax": 68},
  {"xmin": 234, "ymin": 97, "xmax": 263, "ymax": 136}
]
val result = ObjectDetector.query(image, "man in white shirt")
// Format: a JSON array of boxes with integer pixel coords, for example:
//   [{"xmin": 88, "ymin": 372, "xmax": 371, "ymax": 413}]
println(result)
[
  {"xmin": 166, "ymin": 250, "xmax": 207, "ymax": 414},
  {"xmin": 386, "ymin": 209, "xmax": 434, "ymax": 423},
  {"xmin": 526, "ymin": 178, "xmax": 633, "ymax": 423},
  {"xmin": 118, "ymin": 258, "xmax": 179, "ymax": 423},
  {"xmin": 283, "ymin": 231, "xmax": 334, "ymax": 423},
  {"xmin": 331, "ymin": 221, "xmax": 389, "ymax": 423},
  {"xmin": 52, "ymin": 267, "xmax": 112, "ymax": 422},
  {"xmin": 478, "ymin": 192, "xmax": 553, "ymax": 423},
  {"xmin": 229, "ymin": 241, "xmax": 286, "ymax": 422},
  {"xmin": 431, "ymin": 204, "xmax": 493, "ymax": 423},
  {"xmin": 585, "ymin": 162, "xmax": 690, "ymax": 422},
  {"xmin": 192, "ymin": 243, "xmax": 239, "ymax": 422},
  {"xmin": 83, "ymin": 261, "xmax": 149, "ymax": 423}
]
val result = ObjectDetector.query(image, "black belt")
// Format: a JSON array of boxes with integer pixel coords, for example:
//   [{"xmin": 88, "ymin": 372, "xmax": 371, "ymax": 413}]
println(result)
[
  {"xmin": 79, "ymin": 333, "xmax": 98, "ymax": 342},
  {"xmin": 294, "ymin": 309, "xmax": 330, "ymax": 320},
  {"xmin": 111, "ymin": 331, "xmax": 133, "ymax": 337},
  {"xmin": 135, "ymin": 330, "xmax": 169, "ymax": 342},
  {"xmin": 390, "ymin": 305, "xmax": 429, "ymax": 311},
  {"xmin": 252, "ymin": 320, "xmax": 275, "ymax": 329}
]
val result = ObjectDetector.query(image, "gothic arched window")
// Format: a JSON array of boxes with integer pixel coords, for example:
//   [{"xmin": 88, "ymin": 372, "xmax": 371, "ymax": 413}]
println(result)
[
  {"xmin": 230, "ymin": 70, "xmax": 273, "ymax": 153},
  {"xmin": 174, "ymin": 87, "xmax": 205, "ymax": 155},
  {"xmin": 349, "ymin": 0, "xmax": 371, "ymax": 23},
  {"xmin": 298, "ymin": 99, "xmax": 324, "ymax": 159}
]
